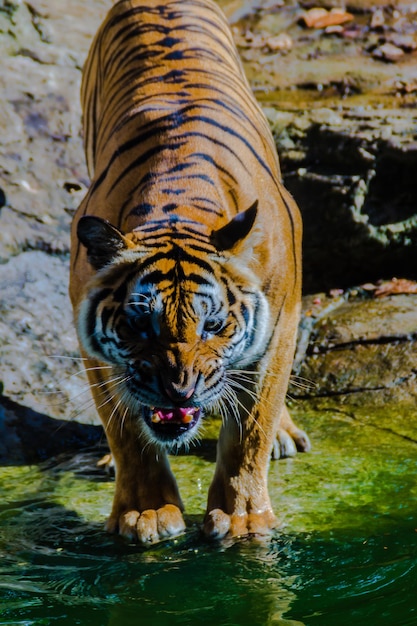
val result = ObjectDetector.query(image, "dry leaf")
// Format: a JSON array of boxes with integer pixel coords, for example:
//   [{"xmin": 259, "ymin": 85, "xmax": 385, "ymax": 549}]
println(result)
[
  {"xmin": 301, "ymin": 7, "xmax": 354, "ymax": 29},
  {"xmin": 373, "ymin": 278, "xmax": 417, "ymax": 297}
]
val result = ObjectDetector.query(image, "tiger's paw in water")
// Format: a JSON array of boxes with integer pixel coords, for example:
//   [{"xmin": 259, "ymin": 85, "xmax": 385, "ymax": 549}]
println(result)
[
  {"xmin": 203, "ymin": 508, "xmax": 277, "ymax": 540},
  {"xmin": 106, "ymin": 504, "xmax": 186, "ymax": 545}
]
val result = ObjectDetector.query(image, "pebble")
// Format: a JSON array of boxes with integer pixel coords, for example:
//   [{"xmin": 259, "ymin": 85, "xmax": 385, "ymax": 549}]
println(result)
[
  {"xmin": 266, "ymin": 33, "xmax": 293, "ymax": 52},
  {"xmin": 372, "ymin": 43, "xmax": 405, "ymax": 62},
  {"xmin": 370, "ymin": 9, "xmax": 385, "ymax": 30}
]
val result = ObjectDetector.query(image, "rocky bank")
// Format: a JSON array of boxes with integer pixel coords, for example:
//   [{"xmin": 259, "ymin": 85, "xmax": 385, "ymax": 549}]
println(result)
[{"xmin": 1, "ymin": 0, "xmax": 417, "ymax": 461}]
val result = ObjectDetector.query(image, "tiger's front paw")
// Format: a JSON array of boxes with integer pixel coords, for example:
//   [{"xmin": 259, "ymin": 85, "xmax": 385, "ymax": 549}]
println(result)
[
  {"xmin": 203, "ymin": 508, "xmax": 277, "ymax": 540},
  {"xmin": 273, "ymin": 406, "xmax": 311, "ymax": 460},
  {"xmin": 106, "ymin": 503, "xmax": 186, "ymax": 544},
  {"xmin": 273, "ymin": 425, "xmax": 311, "ymax": 459}
]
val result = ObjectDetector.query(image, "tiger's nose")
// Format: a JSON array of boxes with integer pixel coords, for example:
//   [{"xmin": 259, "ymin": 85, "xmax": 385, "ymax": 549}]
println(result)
[{"xmin": 163, "ymin": 382, "xmax": 196, "ymax": 404}]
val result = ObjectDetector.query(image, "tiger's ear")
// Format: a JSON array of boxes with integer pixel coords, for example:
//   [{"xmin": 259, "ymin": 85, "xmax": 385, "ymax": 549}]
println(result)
[
  {"xmin": 210, "ymin": 201, "xmax": 258, "ymax": 252},
  {"xmin": 77, "ymin": 216, "xmax": 129, "ymax": 270}
]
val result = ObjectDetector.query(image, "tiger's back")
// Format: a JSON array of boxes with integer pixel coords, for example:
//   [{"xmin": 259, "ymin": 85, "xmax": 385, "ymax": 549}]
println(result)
[
  {"xmin": 71, "ymin": 0, "xmax": 298, "ymax": 283},
  {"xmin": 70, "ymin": 0, "xmax": 308, "ymax": 544}
]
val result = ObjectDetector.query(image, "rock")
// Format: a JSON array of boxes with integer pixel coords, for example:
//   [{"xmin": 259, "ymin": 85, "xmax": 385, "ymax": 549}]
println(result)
[
  {"xmin": 236, "ymin": 0, "xmax": 417, "ymax": 292},
  {"xmin": 0, "ymin": 394, "xmax": 102, "ymax": 465},
  {"xmin": 369, "ymin": 8, "xmax": 385, "ymax": 30},
  {"xmin": 281, "ymin": 117, "xmax": 417, "ymax": 292},
  {"xmin": 1, "ymin": 0, "xmax": 417, "ymax": 465},
  {"xmin": 293, "ymin": 293, "xmax": 417, "ymax": 414},
  {"xmin": 372, "ymin": 42, "xmax": 405, "ymax": 62},
  {"xmin": 266, "ymin": 32, "xmax": 293, "ymax": 52},
  {"xmin": 388, "ymin": 33, "xmax": 417, "ymax": 51},
  {"xmin": 0, "ymin": 250, "xmax": 98, "ymax": 424}
]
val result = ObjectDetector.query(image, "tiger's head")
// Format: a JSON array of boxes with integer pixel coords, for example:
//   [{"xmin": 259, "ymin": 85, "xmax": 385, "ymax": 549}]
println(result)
[{"xmin": 76, "ymin": 203, "xmax": 270, "ymax": 448}]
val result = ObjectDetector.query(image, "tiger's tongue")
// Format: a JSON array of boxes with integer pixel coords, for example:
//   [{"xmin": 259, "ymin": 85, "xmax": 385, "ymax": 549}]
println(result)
[{"xmin": 151, "ymin": 407, "xmax": 198, "ymax": 424}]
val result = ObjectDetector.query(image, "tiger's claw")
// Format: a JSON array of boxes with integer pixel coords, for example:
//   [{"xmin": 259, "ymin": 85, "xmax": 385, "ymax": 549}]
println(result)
[{"xmin": 107, "ymin": 504, "xmax": 186, "ymax": 545}]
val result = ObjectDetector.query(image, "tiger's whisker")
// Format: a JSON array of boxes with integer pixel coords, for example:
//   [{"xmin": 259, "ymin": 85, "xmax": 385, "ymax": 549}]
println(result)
[
  {"xmin": 106, "ymin": 398, "xmax": 123, "ymax": 433},
  {"xmin": 48, "ymin": 355, "xmax": 89, "ymax": 361},
  {"xmin": 221, "ymin": 385, "xmax": 243, "ymax": 434},
  {"xmin": 120, "ymin": 405, "xmax": 129, "ymax": 437},
  {"xmin": 91, "ymin": 374, "xmax": 127, "ymax": 393},
  {"xmin": 226, "ymin": 377, "xmax": 259, "ymax": 401},
  {"xmin": 289, "ymin": 375, "xmax": 316, "ymax": 390}
]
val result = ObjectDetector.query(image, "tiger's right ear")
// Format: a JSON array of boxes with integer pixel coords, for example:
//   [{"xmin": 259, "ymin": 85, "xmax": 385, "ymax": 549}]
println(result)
[
  {"xmin": 77, "ymin": 216, "xmax": 129, "ymax": 270},
  {"xmin": 210, "ymin": 201, "xmax": 258, "ymax": 252}
]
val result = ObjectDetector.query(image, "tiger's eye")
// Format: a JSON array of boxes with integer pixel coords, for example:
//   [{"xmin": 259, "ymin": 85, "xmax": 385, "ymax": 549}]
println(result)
[
  {"xmin": 203, "ymin": 318, "xmax": 224, "ymax": 334},
  {"xmin": 128, "ymin": 314, "xmax": 152, "ymax": 337}
]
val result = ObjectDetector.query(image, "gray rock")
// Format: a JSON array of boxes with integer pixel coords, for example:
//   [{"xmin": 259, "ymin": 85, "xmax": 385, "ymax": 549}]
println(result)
[
  {"xmin": 282, "ymin": 117, "xmax": 417, "ymax": 292},
  {"xmin": 0, "ymin": 250, "xmax": 98, "ymax": 424},
  {"xmin": 235, "ymin": 0, "xmax": 417, "ymax": 292},
  {"xmin": 0, "ymin": 394, "xmax": 102, "ymax": 465},
  {"xmin": 1, "ymin": 0, "xmax": 417, "ymax": 461},
  {"xmin": 293, "ymin": 293, "xmax": 417, "ymax": 418}
]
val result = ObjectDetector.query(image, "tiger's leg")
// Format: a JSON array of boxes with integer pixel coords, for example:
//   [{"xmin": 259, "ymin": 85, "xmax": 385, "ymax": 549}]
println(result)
[
  {"xmin": 204, "ymin": 401, "xmax": 278, "ymax": 539},
  {"xmin": 203, "ymin": 326, "xmax": 298, "ymax": 539},
  {"xmin": 83, "ymin": 357, "xmax": 185, "ymax": 544},
  {"xmin": 273, "ymin": 405, "xmax": 311, "ymax": 460},
  {"xmin": 105, "ymin": 431, "xmax": 185, "ymax": 544}
]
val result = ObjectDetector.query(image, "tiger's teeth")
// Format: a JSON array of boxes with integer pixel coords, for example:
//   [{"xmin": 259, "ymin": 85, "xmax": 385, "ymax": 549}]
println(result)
[
  {"xmin": 151, "ymin": 412, "xmax": 161, "ymax": 423},
  {"xmin": 182, "ymin": 412, "xmax": 194, "ymax": 424}
]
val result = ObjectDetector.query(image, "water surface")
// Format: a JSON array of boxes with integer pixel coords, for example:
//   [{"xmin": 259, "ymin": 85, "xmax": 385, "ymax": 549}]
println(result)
[{"xmin": 1, "ymin": 410, "xmax": 416, "ymax": 625}]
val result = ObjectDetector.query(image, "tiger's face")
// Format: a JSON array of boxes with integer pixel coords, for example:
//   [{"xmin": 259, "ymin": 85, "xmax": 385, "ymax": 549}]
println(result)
[{"xmin": 77, "ymin": 207, "xmax": 270, "ymax": 447}]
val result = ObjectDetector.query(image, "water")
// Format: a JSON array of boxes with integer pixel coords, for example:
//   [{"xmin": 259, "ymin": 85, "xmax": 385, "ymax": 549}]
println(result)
[{"xmin": 1, "ymin": 410, "xmax": 416, "ymax": 625}]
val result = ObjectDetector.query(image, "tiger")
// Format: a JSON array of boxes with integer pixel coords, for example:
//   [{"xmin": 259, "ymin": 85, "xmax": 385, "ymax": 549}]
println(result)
[{"xmin": 70, "ymin": 0, "xmax": 310, "ymax": 544}]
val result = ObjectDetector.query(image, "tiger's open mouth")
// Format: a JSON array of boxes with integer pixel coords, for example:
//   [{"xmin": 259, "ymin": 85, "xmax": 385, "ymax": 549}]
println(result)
[{"xmin": 144, "ymin": 406, "xmax": 202, "ymax": 442}]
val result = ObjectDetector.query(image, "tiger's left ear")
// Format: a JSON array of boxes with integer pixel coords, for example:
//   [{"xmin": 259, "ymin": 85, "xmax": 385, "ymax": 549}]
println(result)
[
  {"xmin": 77, "ymin": 215, "xmax": 132, "ymax": 270},
  {"xmin": 210, "ymin": 201, "xmax": 258, "ymax": 252}
]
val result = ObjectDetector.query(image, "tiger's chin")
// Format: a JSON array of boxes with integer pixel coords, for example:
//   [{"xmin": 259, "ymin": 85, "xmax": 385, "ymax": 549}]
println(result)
[{"xmin": 142, "ymin": 405, "xmax": 203, "ymax": 448}]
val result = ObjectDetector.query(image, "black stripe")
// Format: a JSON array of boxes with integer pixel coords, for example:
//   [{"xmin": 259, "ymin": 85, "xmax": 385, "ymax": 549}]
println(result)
[
  {"xmin": 279, "ymin": 186, "xmax": 299, "ymax": 283},
  {"xmin": 129, "ymin": 203, "xmax": 154, "ymax": 217},
  {"xmin": 126, "ymin": 130, "xmax": 248, "ymax": 200},
  {"xmin": 136, "ymin": 244, "xmax": 216, "ymax": 277},
  {"xmin": 113, "ymin": 281, "xmax": 128, "ymax": 303},
  {"xmin": 86, "ymin": 288, "xmax": 112, "ymax": 353},
  {"xmin": 190, "ymin": 203, "xmax": 222, "ymax": 216},
  {"xmin": 184, "ymin": 272, "xmax": 212, "ymax": 286},
  {"xmin": 101, "ymin": 305, "xmax": 113, "ymax": 330},
  {"xmin": 158, "ymin": 36, "xmax": 183, "ymax": 47},
  {"xmin": 175, "ymin": 114, "xmax": 275, "ymax": 180},
  {"xmin": 107, "ymin": 141, "xmax": 187, "ymax": 194}
]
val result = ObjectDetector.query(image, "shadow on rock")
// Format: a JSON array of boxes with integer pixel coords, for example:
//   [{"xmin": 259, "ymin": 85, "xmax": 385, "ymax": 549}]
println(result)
[{"xmin": 0, "ymin": 394, "xmax": 104, "ymax": 465}]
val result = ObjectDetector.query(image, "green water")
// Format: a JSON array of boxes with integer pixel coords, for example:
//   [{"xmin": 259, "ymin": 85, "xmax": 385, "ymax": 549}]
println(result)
[{"xmin": 1, "ymin": 410, "xmax": 416, "ymax": 625}]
